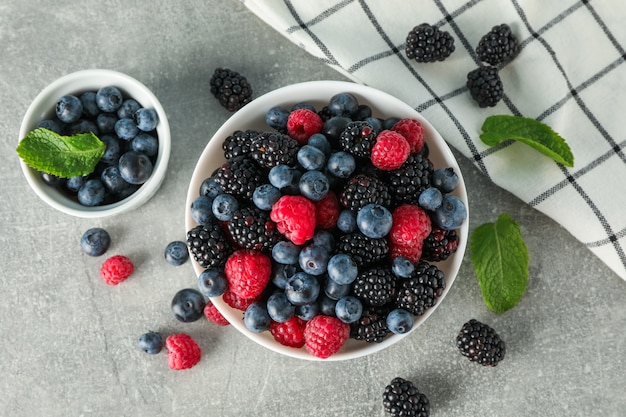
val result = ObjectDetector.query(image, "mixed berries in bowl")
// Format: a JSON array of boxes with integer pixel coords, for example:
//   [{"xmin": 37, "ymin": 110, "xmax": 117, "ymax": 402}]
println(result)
[{"xmin": 184, "ymin": 81, "xmax": 468, "ymax": 360}]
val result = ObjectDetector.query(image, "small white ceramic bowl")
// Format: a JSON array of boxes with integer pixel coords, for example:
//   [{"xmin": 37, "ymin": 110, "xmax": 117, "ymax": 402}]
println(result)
[
  {"xmin": 185, "ymin": 80, "xmax": 469, "ymax": 361},
  {"xmin": 18, "ymin": 69, "xmax": 171, "ymax": 218}
]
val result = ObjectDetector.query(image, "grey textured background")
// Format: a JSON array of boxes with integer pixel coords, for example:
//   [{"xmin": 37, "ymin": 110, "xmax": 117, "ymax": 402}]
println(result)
[{"xmin": 1, "ymin": 1, "xmax": 624, "ymax": 416}]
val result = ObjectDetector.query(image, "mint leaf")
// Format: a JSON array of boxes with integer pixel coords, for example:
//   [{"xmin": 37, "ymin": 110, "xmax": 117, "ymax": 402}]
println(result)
[
  {"xmin": 480, "ymin": 115, "xmax": 574, "ymax": 167},
  {"xmin": 16, "ymin": 128, "xmax": 105, "ymax": 178},
  {"xmin": 470, "ymin": 213, "xmax": 529, "ymax": 314}
]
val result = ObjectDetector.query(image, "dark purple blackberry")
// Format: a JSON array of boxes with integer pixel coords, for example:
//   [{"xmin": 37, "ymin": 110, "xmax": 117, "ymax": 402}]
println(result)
[
  {"xmin": 222, "ymin": 130, "xmax": 260, "ymax": 160},
  {"xmin": 466, "ymin": 66, "xmax": 503, "ymax": 108},
  {"xmin": 421, "ymin": 227, "xmax": 460, "ymax": 262},
  {"xmin": 395, "ymin": 261, "xmax": 445, "ymax": 316},
  {"xmin": 405, "ymin": 23, "xmax": 455, "ymax": 63},
  {"xmin": 317, "ymin": 105, "xmax": 333, "ymax": 122},
  {"xmin": 212, "ymin": 156, "xmax": 266, "ymax": 202},
  {"xmin": 227, "ymin": 206, "xmax": 281, "ymax": 252},
  {"xmin": 387, "ymin": 153, "xmax": 433, "ymax": 206},
  {"xmin": 352, "ymin": 266, "xmax": 397, "ymax": 307},
  {"xmin": 350, "ymin": 304, "xmax": 391, "ymax": 343},
  {"xmin": 339, "ymin": 121, "xmax": 377, "ymax": 158},
  {"xmin": 209, "ymin": 68, "xmax": 253, "ymax": 112},
  {"xmin": 476, "ymin": 24, "xmax": 519, "ymax": 66},
  {"xmin": 383, "ymin": 377, "xmax": 430, "ymax": 417},
  {"xmin": 336, "ymin": 233, "xmax": 389, "ymax": 267},
  {"xmin": 249, "ymin": 131, "xmax": 300, "ymax": 168},
  {"xmin": 186, "ymin": 222, "xmax": 233, "ymax": 269},
  {"xmin": 456, "ymin": 319, "xmax": 506, "ymax": 366},
  {"xmin": 339, "ymin": 174, "xmax": 392, "ymax": 211}
]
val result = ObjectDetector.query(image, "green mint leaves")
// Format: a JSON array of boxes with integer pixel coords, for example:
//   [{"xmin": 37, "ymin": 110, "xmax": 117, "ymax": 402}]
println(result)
[
  {"xmin": 480, "ymin": 115, "xmax": 574, "ymax": 167},
  {"xmin": 470, "ymin": 213, "xmax": 529, "ymax": 314},
  {"xmin": 16, "ymin": 128, "xmax": 105, "ymax": 178}
]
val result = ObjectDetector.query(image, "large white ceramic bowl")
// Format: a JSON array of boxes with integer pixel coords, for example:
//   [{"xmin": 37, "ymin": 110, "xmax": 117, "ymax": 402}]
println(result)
[
  {"xmin": 18, "ymin": 69, "xmax": 171, "ymax": 218},
  {"xmin": 185, "ymin": 80, "xmax": 469, "ymax": 361}
]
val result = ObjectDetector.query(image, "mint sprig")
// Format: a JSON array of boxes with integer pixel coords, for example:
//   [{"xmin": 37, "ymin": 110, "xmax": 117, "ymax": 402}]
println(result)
[
  {"xmin": 470, "ymin": 213, "xmax": 529, "ymax": 314},
  {"xmin": 480, "ymin": 115, "xmax": 574, "ymax": 167},
  {"xmin": 16, "ymin": 128, "xmax": 105, "ymax": 178}
]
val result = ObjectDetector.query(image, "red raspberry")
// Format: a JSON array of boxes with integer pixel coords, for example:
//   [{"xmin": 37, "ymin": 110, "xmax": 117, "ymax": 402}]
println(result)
[
  {"xmin": 270, "ymin": 316, "xmax": 306, "ymax": 348},
  {"xmin": 315, "ymin": 191, "xmax": 339, "ymax": 230},
  {"xmin": 287, "ymin": 108, "xmax": 323, "ymax": 145},
  {"xmin": 392, "ymin": 118, "xmax": 425, "ymax": 154},
  {"xmin": 224, "ymin": 250, "xmax": 272, "ymax": 299},
  {"xmin": 100, "ymin": 255, "xmax": 134, "ymax": 285},
  {"xmin": 270, "ymin": 195, "xmax": 316, "ymax": 245},
  {"xmin": 204, "ymin": 300, "xmax": 230, "ymax": 326},
  {"xmin": 371, "ymin": 130, "xmax": 410, "ymax": 170},
  {"xmin": 222, "ymin": 288, "xmax": 261, "ymax": 311},
  {"xmin": 304, "ymin": 315, "xmax": 350, "ymax": 359},
  {"xmin": 389, "ymin": 204, "xmax": 432, "ymax": 263},
  {"xmin": 390, "ymin": 240, "xmax": 424, "ymax": 264},
  {"xmin": 165, "ymin": 333, "xmax": 202, "ymax": 370}
]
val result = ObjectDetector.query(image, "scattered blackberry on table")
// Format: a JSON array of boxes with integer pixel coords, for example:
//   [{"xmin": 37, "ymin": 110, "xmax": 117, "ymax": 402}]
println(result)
[
  {"xmin": 383, "ymin": 377, "xmax": 430, "ymax": 417},
  {"xmin": 212, "ymin": 156, "xmax": 266, "ymax": 202},
  {"xmin": 222, "ymin": 130, "xmax": 260, "ymax": 160},
  {"xmin": 405, "ymin": 23, "xmax": 455, "ymax": 63},
  {"xmin": 350, "ymin": 304, "xmax": 391, "ymax": 343},
  {"xmin": 336, "ymin": 232, "xmax": 390, "ymax": 267},
  {"xmin": 421, "ymin": 227, "xmax": 459, "ymax": 262},
  {"xmin": 387, "ymin": 153, "xmax": 434, "ymax": 206},
  {"xmin": 352, "ymin": 266, "xmax": 397, "ymax": 307},
  {"xmin": 456, "ymin": 319, "xmax": 506, "ymax": 366},
  {"xmin": 339, "ymin": 174, "xmax": 392, "ymax": 211},
  {"xmin": 466, "ymin": 66, "xmax": 503, "ymax": 108},
  {"xmin": 476, "ymin": 23, "xmax": 519, "ymax": 66},
  {"xmin": 339, "ymin": 121, "xmax": 377, "ymax": 158},
  {"xmin": 186, "ymin": 222, "xmax": 233, "ymax": 269},
  {"xmin": 209, "ymin": 67, "xmax": 253, "ymax": 112},
  {"xmin": 227, "ymin": 206, "xmax": 281, "ymax": 252},
  {"xmin": 395, "ymin": 261, "xmax": 445, "ymax": 316},
  {"xmin": 249, "ymin": 131, "xmax": 300, "ymax": 168}
]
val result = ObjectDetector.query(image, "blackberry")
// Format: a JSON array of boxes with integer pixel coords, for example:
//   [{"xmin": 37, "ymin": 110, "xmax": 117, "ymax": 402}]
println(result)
[
  {"xmin": 476, "ymin": 24, "xmax": 519, "ymax": 66},
  {"xmin": 339, "ymin": 121, "xmax": 377, "ymax": 158},
  {"xmin": 466, "ymin": 66, "xmax": 503, "ymax": 108},
  {"xmin": 336, "ymin": 233, "xmax": 389, "ymax": 267},
  {"xmin": 395, "ymin": 261, "xmax": 445, "ymax": 316},
  {"xmin": 339, "ymin": 174, "xmax": 392, "ymax": 211},
  {"xmin": 405, "ymin": 23, "xmax": 455, "ymax": 63},
  {"xmin": 421, "ymin": 227, "xmax": 459, "ymax": 262},
  {"xmin": 383, "ymin": 377, "xmax": 430, "ymax": 417},
  {"xmin": 222, "ymin": 130, "xmax": 260, "ymax": 160},
  {"xmin": 186, "ymin": 222, "xmax": 233, "ymax": 269},
  {"xmin": 456, "ymin": 319, "xmax": 506, "ymax": 366},
  {"xmin": 249, "ymin": 131, "xmax": 300, "ymax": 168},
  {"xmin": 209, "ymin": 68, "xmax": 253, "ymax": 112},
  {"xmin": 212, "ymin": 156, "xmax": 266, "ymax": 202},
  {"xmin": 352, "ymin": 266, "xmax": 397, "ymax": 307},
  {"xmin": 227, "ymin": 206, "xmax": 281, "ymax": 252},
  {"xmin": 350, "ymin": 305, "xmax": 391, "ymax": 343},
  {"xmin": 387, "ymin": 153, "xmax": 433, "ymax": 206}
]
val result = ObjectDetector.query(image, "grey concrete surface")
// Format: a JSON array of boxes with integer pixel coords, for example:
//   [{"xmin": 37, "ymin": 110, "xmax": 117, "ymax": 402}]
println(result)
[{"xmin": 1, "ymin": 1, "xmax": 625, "ymax": 416}]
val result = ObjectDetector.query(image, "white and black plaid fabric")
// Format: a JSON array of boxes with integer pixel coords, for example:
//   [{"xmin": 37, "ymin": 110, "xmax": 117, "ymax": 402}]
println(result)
[{"xmin": 242, "ymin": 0, "xmax": 626, "ymax": 282}]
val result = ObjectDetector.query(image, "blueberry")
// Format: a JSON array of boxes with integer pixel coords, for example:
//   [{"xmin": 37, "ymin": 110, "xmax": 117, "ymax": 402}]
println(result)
[
  {"xmin": 292, "ymin": 102, "xmax": 316, "ymax": 112},
  {"xmin": 434, "ymin": 195, "xmax": 467, "ymax": 230},
  {"xmin": 418, "ymin": 187, "xmax": 443, "ymax": 211},
  {"xmin": 65, "ymin": 175, "xmax": 86, "ymax": 194},
  {"xmin": 268, "ymin": 164, "xmax": 301, "ymax": 190},
  {"xmin": 101, "ymin": 165, "xmax": 131, "ymax": 194},
  {"xmin": 164, "ymin": 241, "xmax": 189, "ymax": 266},
  {"xmin": 356, "ymin": 204, "xmax": 393, "ymax": 238},
  {"xmin": 171, "ymin": 288, "xmax": 206, "ymax": 323},
  {"xmin": 134, "ymin": 108, "xmax": 158, "ymax": 132},
  {"xmin": 326, "ymin": 151, "xmax": 356, "ymax": 179},
  {"xmin": 272, "ymin": 241, "xmax": 301, "ymax": 265},
  {"xmin": 252, "ymin": 183, "xmax": 281, "ymax": 210},
  {"xmin": 295, "ymin": 302, "xmax": 319, "ymax": 321},
  {"xmin": 382, "ymin": 117, "xmax": 401, "ymax": 130},
  {"xmin": 271, "ymin": 263, "xmax": 299, "ymax": 290},
  {"xmin": 68, "ymin": 119, "xmax": 99, "ymax": 136},
  {"xmin": 197, "ymin": 268, "xmax": 227, "ymax": 297},
  {"xmin": 138, "ymin": 331, "xmax": 163, "ymax": 355},
  {"xmin": 200, "ymin": 177, "xmax": 223, "ymax": 199},
  {"xmin": 244, "ymin": 302, "xmax": 271, "ymax": 333},
  {"xmin": 117, "ymin": 99, "xmax": 141, "ymax": 119},
  {"xmin": 266, "ymin": 106, "xmax": 290, "ymax": 131},
  {"xmin": 353, "ymin": 104, "xmax": 372, "ymax": 121},
  {"xmin": 114, "ymin": 117, "xmax": 139, "ymax": 140},
  {"xmin": 100, "ymin": 134, "xmax": 122, "ymax": 165},
  {"xmin": 318, "ymin": 294, "xmax": 338, "ymax": 317},
  {"xmin": 96, "ymin": 86, "xmax": 123, "ymax": 112},
  {"xmin": 80, "ymin": 91, "xmax": 100, "ymax": 118},
  {"xmin": 285, "ymin": 272, "xmax": 320, "ymax": 306},
  {"xmin": 80, "ymin": 227, "xmax": 111, "ymax": 257},
  {"xmin": 298, "ymin": 244, "xmax": 329, "ymax": 276},
  {"xmin": 37, "ymin": 119, "xmax": 64, "ymax": 135},
  {"xmin": 212, "ymin": 193, "xmax": 239, "ymax": 221},
  {"xmin": 307, "ymin": 133, "xmax": 331, "ymax": 157},
  {"xmin": 324, "ymin": 277, "xmax": 351, "ymax": 300},
  {"xmin": 96, "ymin": 112, "xmax": 118, "ymax": 134},
  {"xmin": 190, "ymin": 195, "xmax": 214, "ymax": 225},
  {"xmin": 266, "ymin": 292, "xmax": 295, "ymax": 323},
  {"xmin": 56, "ymin": 95, "xmax": 83, "ymax": 123},
  {"xmin": 297, "ymin": 145, "xmax": 326, "ymax": 171},
  {"xmin": 432, "ymin": 167, "xmax": 459, "ymax": 193},
  {"xmin": 328, "ymin": 92, "xmax": 359, "ymax": 117},
  {"xmin": 337, "ymin": 209, "xmax": 357, "ymax": 233},
  {"xmin": 299, "ymin": 170, "xmax": 329, "ymax": 201},
  {"xmin": 335, "ymin": 296, "xmax": 363, "ymax": 324},
  {"xmin": 327, "ymin": 253, "xmax": 358, "ymax": 285},
  {"xmin": 322, "ymin": 116, "xmax": 351, "ymax": 141},
  {"xmin": 364, "ymin": 117, "xmax": 383, "ymax": 134},
  {"xmin": 392, "ymin": 256, "xmax": 415, "ymax": 278},
  {"xmin": 77, "ymin": 179, "xmax": 106, "ymax": 206},
  {"xmin": 386, "ymin": 308, "xmax": 414, "ymax": 334},
  {"xmin": 312, "ymin": 230, "xmax": 335, "ymax": 253},
  {"xmin": 118, "ymin": 151, "xmax": 153, "ymax": 184},
  {"xmin": 131, "ymin": 133, "xmax": 158, "ymax": 157}
]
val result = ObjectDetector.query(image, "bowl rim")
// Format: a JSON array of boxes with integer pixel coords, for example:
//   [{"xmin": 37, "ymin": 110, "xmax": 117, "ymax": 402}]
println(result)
[
  {"xmin": 18, "ymin": 68, "xmax": 171, "ymax": 218},
  {"xmin": 185, "ymin": 80, "xmax": 469, "ymax": 361}
]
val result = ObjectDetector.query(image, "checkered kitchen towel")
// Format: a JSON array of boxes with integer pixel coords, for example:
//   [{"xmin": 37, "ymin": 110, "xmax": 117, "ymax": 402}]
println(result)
[{"xmin": 242, "ymin": 0, "xmax": 626, "ymax": 282}]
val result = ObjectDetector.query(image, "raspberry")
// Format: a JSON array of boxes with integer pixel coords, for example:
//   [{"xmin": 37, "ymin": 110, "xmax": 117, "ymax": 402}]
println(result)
[
  {"xmin": 270, "ymin": 195, "xmax": 316, "ymax": 245},
  {"xmin": 392, "ymin": 118, "xmax": 425, "ymax": 154},
  {"xmin": 304, "ymin": 315, "xmax": 350, "ymax": 359},
  {"xmin": 222, "ymin": 288, "xmax": 261, "ymax": 311},
  {"xmin": 165, "ymin": 333, "xmax": 202, "ymax": 370},
  {"xmin": 370, "ymin": 130, "xmax": 410, "ymax": 171},
  {"xmin": 270, "ymin": 316, "xmax": 306, "ymax": 348},
  {"xmin": 100, "ymin": 255, "xmax": 134, "ymax": 285},
  {"xmin": 389, "ymin": 242, "xmax": 424, "ymax": 265},
  {"xmin": 224, "ymin": 249, "xmax": 272, "ymax": 299},
  {"xmin": 204, "ymin": 300, "xmax": 230, "ymax": 326},
  {"xmin": 287, "ymin": 108, "xmax": 323, "ymax": 144},
  {"xmin": 314, "ymin": 191, "xmax": 339, "ymax": 230},
  {"xmin": 389, "ymin": 204, "xmax": 432, "ymax": 263}
]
